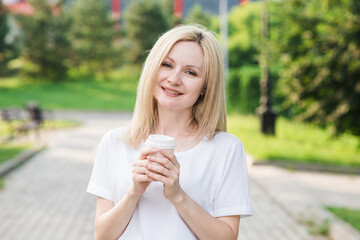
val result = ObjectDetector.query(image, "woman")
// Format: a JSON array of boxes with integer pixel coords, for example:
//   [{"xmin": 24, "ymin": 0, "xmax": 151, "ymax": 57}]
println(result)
[{"xmin": 87, "ymin": 24, "xmax": 252, "ymax": 240}]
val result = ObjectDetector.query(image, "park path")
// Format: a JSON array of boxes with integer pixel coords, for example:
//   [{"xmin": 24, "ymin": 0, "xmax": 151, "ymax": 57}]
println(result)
[{"xmin": 0, "ymin": 111, "xmax": 359, "ymax": 240}]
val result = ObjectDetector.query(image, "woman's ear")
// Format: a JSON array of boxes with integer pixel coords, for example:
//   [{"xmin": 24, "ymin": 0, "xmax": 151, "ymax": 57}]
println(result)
[{"xmin": 201, "ymin": 86, "xmax": 207, "ymax": 96}]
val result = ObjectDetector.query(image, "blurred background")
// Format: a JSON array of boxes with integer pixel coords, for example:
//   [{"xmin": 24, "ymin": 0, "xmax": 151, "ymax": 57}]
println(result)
[{"xmin": 0, "ymin": 0, "xmax": 359, "ymax": 239}]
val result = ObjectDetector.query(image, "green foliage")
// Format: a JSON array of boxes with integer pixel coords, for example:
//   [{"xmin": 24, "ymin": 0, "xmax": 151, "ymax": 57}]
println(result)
[
  {"xmin": 228, "ymin": 65, "xmax": 261, "ymax": 113},
  {"xmin": 69, "ymin": 0, "xmax": 118, "ymax": 74},
  {"xmin": 0, "ymin": 0, "xmax": 17, "ymax": 76},
  {"xmin": 0, "ymin": 0, "xmax": 7, "ymax": 53},
  {"xmin": 228, "ymin": 3, "xmax": 262, "ymax": 68},
  {"xmin": 185, "ymin": 4, "xmax": 212, "ymax": 29},
  {"xmin": 226, "ymin": 3, "xmax": 265, "ymax": 114},
  {"xmin": 161, "ymin": 0, "xmax": 176, "ymax": 27},
  {"xmin": 327, "ymin": 206, "xmax": 360, "ymax": 232},
  {"xmin": 123, "ymin": 0, "xmax": 170, "ymax": 64},
  {"xmin": 15, "ymin": 0, "xmax": 71, "ymax": 81},
  {"xmin": 271, "ymin": 0, "xmax": 360, "ymax": 136},
  {"xmin": 0, "ymin": 0, "xmax": 8, "ymax": 75}
]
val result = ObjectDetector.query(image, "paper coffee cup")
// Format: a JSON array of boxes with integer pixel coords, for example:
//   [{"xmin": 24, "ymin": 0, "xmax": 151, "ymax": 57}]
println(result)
[{"xmin": 145, "ymin": 134, "xmax": 177, "ymax": 152}]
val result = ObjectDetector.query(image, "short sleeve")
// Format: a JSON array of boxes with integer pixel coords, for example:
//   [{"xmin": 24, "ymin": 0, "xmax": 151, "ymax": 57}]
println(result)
[
  {"xmin": 87, "ymin": 131, "xmax": 113, "ymax": 201},
  {"xmin": 213, "ymin": 142, "xmax": 252, "ymax": 218}
]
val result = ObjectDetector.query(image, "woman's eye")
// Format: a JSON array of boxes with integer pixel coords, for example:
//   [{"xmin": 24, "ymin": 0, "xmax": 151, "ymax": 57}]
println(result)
[
  {"xmin": 161, "ymin": 62, "xmax": 172, "ymax": 68},
  {"xmin": 186, "ymin": 70, "xmax": 197, "ymax": 77}
]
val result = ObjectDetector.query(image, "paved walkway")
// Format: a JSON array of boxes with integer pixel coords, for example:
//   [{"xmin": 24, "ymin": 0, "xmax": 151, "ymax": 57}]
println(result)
[{"xmin": 0, "ymin": 111, "xmax": 359, "ymax": 240}]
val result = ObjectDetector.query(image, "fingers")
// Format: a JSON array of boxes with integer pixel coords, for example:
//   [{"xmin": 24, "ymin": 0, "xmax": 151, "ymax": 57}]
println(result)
[
  {"xmin": 132, "ymin": 173, "xmax": 153, "ymax": 182},
  {"xmin": 139, "ymin": 147, "xmax": 157, "ymax": 160},
  {"xmin": 145, "ymin": 166, "xmax": 177, "ymax": 185},
  {"xmin": 146, "ymin": 154, "xmax": 174, "ymax": 170},
  {"xmin": 132, "ymin": 159, "xmax": 156, "ymax": 182},
  {"xmin": 144, "ymin": 159, "xmax": 179, "ymax": 182},
  {"xmin": 158, "ymin": 149, "xmax": 180, "ymax": 168}
]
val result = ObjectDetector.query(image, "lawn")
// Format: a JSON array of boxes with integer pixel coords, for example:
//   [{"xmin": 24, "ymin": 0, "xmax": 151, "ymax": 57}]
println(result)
[
  {"xmin": 228, "ymin": 114, "xmax": 360, "ymax": 168},
  {"xmin": 0, "ymin": 66, "xmax": 139, "ymax": 111},
  {"xmin": 0, "ymin": 142, "xmax": 31, "ymax": 165},
  {"xmin": 327, "ymin": 207, "xmax": 360, "ymax": 232}
]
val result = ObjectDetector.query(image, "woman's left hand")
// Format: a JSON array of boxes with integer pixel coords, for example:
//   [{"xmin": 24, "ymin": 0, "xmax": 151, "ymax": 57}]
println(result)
[{"xmin": 145, "ymin": 149, "xmax": 184, "ymax": 202}]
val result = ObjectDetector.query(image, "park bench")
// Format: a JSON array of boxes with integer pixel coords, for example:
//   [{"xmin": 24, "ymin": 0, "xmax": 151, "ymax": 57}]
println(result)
[{"xmin": 0, "ymin": 102, "xmax": 47, "ymax": 141}]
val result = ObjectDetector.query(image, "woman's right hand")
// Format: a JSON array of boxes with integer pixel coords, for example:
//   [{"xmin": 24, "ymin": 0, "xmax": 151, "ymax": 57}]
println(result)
[{"xmin": 129, "ymin": 148, "xmax": 157, "ymax": 196}]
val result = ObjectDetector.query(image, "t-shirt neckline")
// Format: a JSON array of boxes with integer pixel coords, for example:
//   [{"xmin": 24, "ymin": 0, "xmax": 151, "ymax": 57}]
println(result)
[{"xmin": 174, "ymin": 136, "xmax": 208, "ymax": 157}]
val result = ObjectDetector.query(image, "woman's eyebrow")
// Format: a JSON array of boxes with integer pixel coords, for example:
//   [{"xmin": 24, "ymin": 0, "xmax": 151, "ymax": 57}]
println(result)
[
  {"xmin": 185, "ymin": 64, "xmax": 202, "ymax": 71},
  {"xmin": 165, "ymin": 57, "xmax": 202, "ymax": 71},
  {"xmin": 163, "ymin": 56, "xmax": 173, "ymax": 62}
]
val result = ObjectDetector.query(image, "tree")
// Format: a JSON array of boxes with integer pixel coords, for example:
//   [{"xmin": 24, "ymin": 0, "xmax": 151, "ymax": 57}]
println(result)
[
  {"xmin": 226, "ymin": 3, "xmax": 263, "ymax": 113},
  {"xmin": 0, "ymin": 0, "xmax": 7, "ymax": 54},
  {"xmin": 123, "ymin": 0, "xmax": 169, "ymax": 64},
  {"xmin": 228, "ymin": 3, "xmax": 262, "ymax": 68},
  {"xmin": 161, "ymin": 0, "xmax": 176, "ymax": 27},
  {"xmin": 271, "ymin": 0, "xmax": 360, "ymax": 135},
  {"xmin": 16, "ymin": 0, "xmax": 71, "ymax": 80},
  {"xmin": 69, "ymin": 0, "xmax": 117, "ymax": 75},
  {"xmin": 0, "ymin": 0, "xmax": 14, "ymax": 76},
  {"xmin": 185, "ymin": 4, "xmax": 212, "ymax": 29}
]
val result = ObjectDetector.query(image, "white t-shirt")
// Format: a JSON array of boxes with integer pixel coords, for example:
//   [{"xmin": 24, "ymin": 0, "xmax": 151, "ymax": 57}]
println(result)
[{"xmin": 87, "ymin": 127, "xmax": 252, "ymax": 240}]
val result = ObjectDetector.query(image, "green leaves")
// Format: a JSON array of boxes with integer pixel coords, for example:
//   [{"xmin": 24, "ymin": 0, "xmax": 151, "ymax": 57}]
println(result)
[
  {"xmin": 271, "ymin": 0, "xmax": 360, "ymax": 136},
  {"xmin": 123, "ymin": 0, "xmax": 170, "ymax": 64}
]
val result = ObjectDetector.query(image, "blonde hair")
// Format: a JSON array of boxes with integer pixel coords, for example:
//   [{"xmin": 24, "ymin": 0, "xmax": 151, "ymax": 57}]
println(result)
[{"xmin": 125, "ymin": 24, "xmax": 227, "ymax": 147}]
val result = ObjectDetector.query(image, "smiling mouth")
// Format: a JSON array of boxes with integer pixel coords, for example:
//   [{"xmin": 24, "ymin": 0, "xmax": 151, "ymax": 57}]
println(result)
[{"xmin": 162, "ymin": 87, "xmax": 183, "ymax": 95}]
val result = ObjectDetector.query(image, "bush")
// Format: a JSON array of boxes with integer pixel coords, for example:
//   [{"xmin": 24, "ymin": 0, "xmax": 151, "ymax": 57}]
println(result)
[
  {"xmin": 228, "ymin": 65, "xmax": 261, "ymax": 113},
  {"xmin": 228, "ymin": 3, "xmax": 262, "ymax": 68},
  {"xmin": 271, "ymin": 0, "xmax": 360, "ymax": 136}
]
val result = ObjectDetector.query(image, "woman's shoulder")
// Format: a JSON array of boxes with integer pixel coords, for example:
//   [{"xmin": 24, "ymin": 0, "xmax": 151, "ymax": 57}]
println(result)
[
  {"xmin": 211, "ymin": 131, "xmax": 244, "ymax": 147},
  {"xmin": 102, "ymin": 126, "xmax": 128, "ymax": 142}
]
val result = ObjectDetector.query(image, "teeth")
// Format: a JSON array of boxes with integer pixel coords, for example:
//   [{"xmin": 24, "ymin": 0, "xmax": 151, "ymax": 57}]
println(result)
[{"xmin": 164, "ymin": 88, "xmax": 181, "ymax": 95}]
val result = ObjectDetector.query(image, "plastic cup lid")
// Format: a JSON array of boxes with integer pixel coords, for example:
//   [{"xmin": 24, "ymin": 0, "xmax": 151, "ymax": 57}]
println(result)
[{"xmin": 145, "ymin": 134, "xmax": 177, "ymax": 149}]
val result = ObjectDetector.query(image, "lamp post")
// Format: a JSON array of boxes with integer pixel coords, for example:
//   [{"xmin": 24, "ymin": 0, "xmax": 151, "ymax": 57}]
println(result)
[{"xmin": 257, "ymin": 0, "xmax": 276, "ymax": 135}]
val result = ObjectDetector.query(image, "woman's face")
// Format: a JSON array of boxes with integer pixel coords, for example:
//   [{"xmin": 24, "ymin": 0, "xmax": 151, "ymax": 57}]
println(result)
[{"xmin": 154, "ymin": 41, "xmax": 205, "ymax": 113}]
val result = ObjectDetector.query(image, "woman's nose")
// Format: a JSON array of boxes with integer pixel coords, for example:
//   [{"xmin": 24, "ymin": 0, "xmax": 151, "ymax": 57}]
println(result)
[{"xmin": 167, "ymin": 69, "xmax": 182, "ymax": 85}]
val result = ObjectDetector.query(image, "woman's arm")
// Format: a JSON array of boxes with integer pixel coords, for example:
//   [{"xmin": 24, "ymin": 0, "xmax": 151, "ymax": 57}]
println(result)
[
  {"xmin": 94, "ymin": 148, "xmax": 157, "ymax": 240},
  {"xmin": 145, "ymin": 149, "xmax": 240, "ymax": 240},
  {"xmin": 171, "ymin": 191, "xmax": 240, "ymax": 240},
  {"xmin": 94, "ymin": 192, "xmax": 141, "ymax": 240}
]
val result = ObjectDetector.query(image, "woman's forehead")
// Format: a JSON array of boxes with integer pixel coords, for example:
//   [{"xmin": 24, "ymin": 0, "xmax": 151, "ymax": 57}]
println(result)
[{"xmin": 166, "ymin": 41, "xmax": 204, "ymax": 69}]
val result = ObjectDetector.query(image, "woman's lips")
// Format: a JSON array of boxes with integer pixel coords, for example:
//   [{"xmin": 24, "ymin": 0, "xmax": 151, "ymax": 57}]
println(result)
[{"xmin": 162, "ymin": 87, "xmax": 183, "ymax": 96}]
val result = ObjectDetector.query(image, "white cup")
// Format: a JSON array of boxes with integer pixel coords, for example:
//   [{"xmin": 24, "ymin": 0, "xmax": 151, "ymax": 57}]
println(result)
[{"xmin": 145, "ymin": 134, "xmax": 177, "ymax": 152}]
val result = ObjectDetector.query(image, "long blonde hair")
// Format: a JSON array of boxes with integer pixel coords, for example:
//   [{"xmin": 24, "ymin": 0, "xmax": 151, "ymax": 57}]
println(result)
[{"xmin": 125, "ymin": 24, "xmax": 226, "ymax": 147}]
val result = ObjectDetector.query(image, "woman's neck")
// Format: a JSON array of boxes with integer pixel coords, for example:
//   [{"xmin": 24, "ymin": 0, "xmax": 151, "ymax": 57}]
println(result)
[
  {"xmin": 155, "ymin": 107, "xmax": 202, "ymax": 152},
  {"xmin": 155, "ymin": 107, "xmax": 193, "ymax": 137}
]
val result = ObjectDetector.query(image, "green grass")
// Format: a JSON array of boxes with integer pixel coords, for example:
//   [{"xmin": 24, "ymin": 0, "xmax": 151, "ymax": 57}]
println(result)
[
  {"xmin": 327, "ymin": 207, "xmax": 360, "ymax": 232},
  {"xmin": 0, "ymin": 177, "xmax": 4, "ymax": 189},
  {"xmin": 0, "ymin": 66, "xmax": 139, "ymax": 111},
  {"xmin": 0, "ymin": 143, "xmax": 31, "ymax": 165},
  {"xmin": 228, "ymin": 114, "xmax": 360, "ymax": 167}
]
